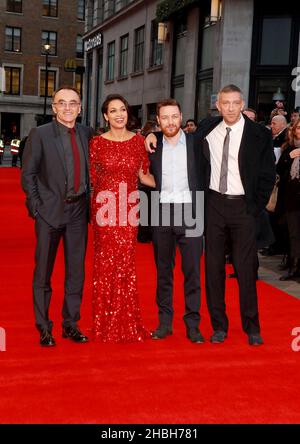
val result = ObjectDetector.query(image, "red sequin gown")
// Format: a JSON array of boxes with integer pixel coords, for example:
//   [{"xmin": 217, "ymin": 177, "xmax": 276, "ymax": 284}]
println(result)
[{"xmin": 89, "ymin": 134, "xmax": 151, "ymax": 343}]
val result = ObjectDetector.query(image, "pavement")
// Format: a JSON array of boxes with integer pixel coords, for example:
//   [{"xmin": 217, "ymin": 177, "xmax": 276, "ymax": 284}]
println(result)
[
  {"xmin": 257, "ymin": 253, "xmax": 300, "ymax": 300},
  {"xmin": 0, "ymin": 146, "xmax": 19, "ymax": 168}
]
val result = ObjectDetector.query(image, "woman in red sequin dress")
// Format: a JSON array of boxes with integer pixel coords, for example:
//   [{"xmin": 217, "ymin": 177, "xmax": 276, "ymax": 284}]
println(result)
[{"xmin": 89, "ymin": 95, "xmax": 155, "ymax": 343}]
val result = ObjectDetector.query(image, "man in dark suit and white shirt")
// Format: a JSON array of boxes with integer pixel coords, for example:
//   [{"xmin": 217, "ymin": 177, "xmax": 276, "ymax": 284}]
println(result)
[
  {"xmin": 22, "ymin": 86, "xmax": 93, "ymax": 347},
  {"xmin": 146, "ymin": 85, "xmax": 276, "ymax": 346},
  {"xmin": 149, "ymin": 99, "xmax": 205, "ymax": 344},
  {"xmin": 199, "ymin": 84, "xmax": 276, "ymax": 345}
]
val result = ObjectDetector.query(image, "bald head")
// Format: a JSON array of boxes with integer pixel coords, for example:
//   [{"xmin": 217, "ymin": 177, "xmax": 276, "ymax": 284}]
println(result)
[{"xmin": 271, "ymin": 115, "xmax": 287, "ymax": 136}]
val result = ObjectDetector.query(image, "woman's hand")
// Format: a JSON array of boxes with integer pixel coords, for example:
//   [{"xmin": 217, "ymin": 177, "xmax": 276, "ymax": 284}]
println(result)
[
  {"xmin": 145, "ymin": 133, "xmax": 157, "ymax": 153},
  {"xmin": 138, "ymin": 168, "xmax": 156, "ymax": 188},
  {"xmin": 289, "ymin": 148, "xmax": 300, "ymax": 159}
]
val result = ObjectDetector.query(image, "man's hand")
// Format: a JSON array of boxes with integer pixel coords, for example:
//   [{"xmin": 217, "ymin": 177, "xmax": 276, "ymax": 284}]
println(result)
[
  {"xmin": 145, "ymin": 133, "xmax": 157, "ymax": 153},
  {"xmin": 290, "ymin": 148, "xmax": 300, "ymax": 159}
]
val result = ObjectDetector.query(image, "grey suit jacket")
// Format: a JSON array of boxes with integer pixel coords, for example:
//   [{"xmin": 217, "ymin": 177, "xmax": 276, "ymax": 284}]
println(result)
[{"xmin": 21, "ymin": 120, "xmax": 94, "ymax": 227}]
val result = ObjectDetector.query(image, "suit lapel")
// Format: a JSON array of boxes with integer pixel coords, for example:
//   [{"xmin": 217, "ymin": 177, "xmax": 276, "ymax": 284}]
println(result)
[
  {"xmin": 52, "ymin": 121, "xmax": 67, "ymax": 177},
  {"xmin": 202, "ymin": 117, "xmax": 222, "ymax": 163},
  {"xmin": 202, "ymin": 138, "xmax": 210, "ymax": 162},
  {"xmin": 238, "ymin": 118, "xmax": 252, "ymax": 174},
  {"xmin": 156, "ymin": 139, "xmax": 163, "ymax": 191},
  {"xmin": 186, "ymin": 134, "xmax": 195, "ymax": 189},
  {"xmin": 77, "ymin": 124, "xmax": 89, "ymax": 168}
]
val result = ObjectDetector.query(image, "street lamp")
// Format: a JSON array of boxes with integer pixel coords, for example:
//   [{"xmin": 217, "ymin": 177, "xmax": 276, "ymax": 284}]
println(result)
[{"xmin": 43, "ymin": 42, "xmax": 51, "ymax": 121}]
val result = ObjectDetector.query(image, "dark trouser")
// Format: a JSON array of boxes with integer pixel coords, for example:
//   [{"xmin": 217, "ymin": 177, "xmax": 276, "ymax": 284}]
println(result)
[
  {"xmin": 205, "ymin": 191, "xmax": 260, "ymax": 335},
  {"xmin": 33, "ymin": 197, "xmax": 88, "ymax": 332},
  {"xmin": 286, "ymin": 210, "xmax": 300, "ymax": 258},
  {"xmin": 12, "ymin": 154, "xmax": 18, "ymax": 166},
  {"xmin": 152, "ymin": 203, "xmax": 203, "ymax": 330}
]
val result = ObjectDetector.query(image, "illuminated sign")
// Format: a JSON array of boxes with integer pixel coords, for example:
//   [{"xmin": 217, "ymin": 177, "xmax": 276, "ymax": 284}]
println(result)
[{"xmin": 85, "ymin": 33, "xmax": 103, "ymax": 51}]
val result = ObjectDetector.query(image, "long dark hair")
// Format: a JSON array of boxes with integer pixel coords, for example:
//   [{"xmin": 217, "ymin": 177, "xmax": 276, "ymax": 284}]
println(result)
[{"xmin": 101, "ymin": 94, "xmax": 136, "ymax": 130}]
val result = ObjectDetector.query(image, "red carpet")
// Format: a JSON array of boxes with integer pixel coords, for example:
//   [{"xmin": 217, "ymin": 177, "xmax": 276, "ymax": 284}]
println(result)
[{"xmin": 0, "ymin": 168, "xmax": 300, "ymax": 424}]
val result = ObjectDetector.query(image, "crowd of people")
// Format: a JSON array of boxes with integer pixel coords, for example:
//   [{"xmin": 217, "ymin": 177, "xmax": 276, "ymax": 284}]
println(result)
[
  {"xmin": 259, "ymin": 105, "xmax": 300, "ymax": 282},
  {"xmin": 20, "ymin": 84, "xmax": 299, "ymax": 349}
]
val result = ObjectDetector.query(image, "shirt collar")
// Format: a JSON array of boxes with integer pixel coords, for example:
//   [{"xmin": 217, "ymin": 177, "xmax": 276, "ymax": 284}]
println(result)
[
  {"xmin": 221, "ymin": 114, "xmax": 244, "ymax": 132},
  {"xmin": 55, "ymin": 119, "xmax": 76, "ymax": 134},
  {"xmin": 163, "ymin": 129, "xmax": 185, "ymax": 146}
]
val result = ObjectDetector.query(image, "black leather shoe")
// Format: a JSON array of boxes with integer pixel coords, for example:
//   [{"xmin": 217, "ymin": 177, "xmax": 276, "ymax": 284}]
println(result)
[
  {"xmin": 278, "ymin": 255, "xmax": 290, "ymax": 271},
  {"xmin": 151, "ymin": 325, "xmax": 172, "ymax": 340},
  {"xmin": 186, "ymin": 328, "xmax": 205, "ymax": 344},
  {"xmin": 210, "ymin": 330, "xmax": 227, "ymax": 343},
  {"xmin": 248, "ymin": 333, "xmax": 263, "ymax": 346},
  {"xmin": 40, "ymin": 330, "xmax": 56, "ymax": 347},
  {"xmin": 279, "ymin": 268, "xmax": 300, "ymax": 281},
  {"xmin": 62, "ymin": 326, "xmax": 89, "ymax": 343}
]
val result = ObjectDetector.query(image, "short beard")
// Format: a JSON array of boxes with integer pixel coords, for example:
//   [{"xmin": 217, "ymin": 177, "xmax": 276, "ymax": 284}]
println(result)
[{"xmin": 162, "ymin": 126, "xmax": 181, "ymax": 137}]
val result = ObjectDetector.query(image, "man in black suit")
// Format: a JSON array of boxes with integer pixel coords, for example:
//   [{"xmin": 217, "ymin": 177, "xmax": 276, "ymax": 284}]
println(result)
[
  {"xmin": 149, "ymin": 99, "xmax": 205, "ymax": 344},
  {"xmin": 146, "ymin": 85, "xmax": 275, "ymax": 346},
  {"xmin": 22, "ymin": 86, "xmax": 93, "ymax": 347},
  {"xmin": 199, "ymin": 84, "xmax": 276, "ymax": 345}
]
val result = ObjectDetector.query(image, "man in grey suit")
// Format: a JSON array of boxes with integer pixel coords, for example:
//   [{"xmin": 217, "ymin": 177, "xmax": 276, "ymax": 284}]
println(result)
[{"xmin": 22, "ymin": 86, "xmax": 93, "ymax": 347}]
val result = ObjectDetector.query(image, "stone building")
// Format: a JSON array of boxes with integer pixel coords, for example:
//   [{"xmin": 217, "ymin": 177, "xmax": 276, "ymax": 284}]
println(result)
[
  {"xmin": 83, "ymin": 0, "xmax": 300, "ymax": 129},
  {"xmin": 0, "ymin": 0, "xmax": 85, "ymax": 139}
]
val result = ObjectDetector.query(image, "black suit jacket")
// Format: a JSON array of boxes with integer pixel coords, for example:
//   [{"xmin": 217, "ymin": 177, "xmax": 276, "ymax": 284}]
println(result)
[
  {"xmin": 197, "ymin": 115, "xmax": 276, "ymax": 216},
  {"xmin": 273, "ymin": 128, "xmax": 287, "ymax": 148},
  {"xmin": 148, "ymin": 131, "xmax": 205, "ymax": 218},
  {"xmin": 21, "ymin": 120, "xmax": 94, "ymax": 227}
]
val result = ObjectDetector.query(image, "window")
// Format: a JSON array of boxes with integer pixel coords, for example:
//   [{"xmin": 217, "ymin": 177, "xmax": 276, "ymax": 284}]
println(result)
[
  {"xmin": 77, "ymin": 0, "xmax": 85, "ymax": 20},
  {"xmin": 119, "ymin": 34, "xmax": 128, "ymax": 77},
  {"xmin": 42, "ymin": 31, "xmax": 57, "ymax": 56},
  {"xmin": 200, "ymin": 25, "xmax": 215, "ymax": 70},
  {"xmin": 147, "ymin": 103, "xmax": 157, "ymax": 121},
  {"xmin": 5, "ymin": 27, "xmax": 21, "ymax": 52},
  {"xmin": 42, "ymin": 0, "xmax": 58, "ymax": 17},
  {"xmin": 150, "ymin": 21, "xmax": 163, "ymax": 67},
  {"xmin": 260, "ymin": 17, "xmax": 292, "ymax": 65},
  {"xmin": 106, "ymin": 41, "xmax": 115, "ymax": 81},
  {"xmin": 105, "ymin": 0, "xmax": 115, "ymax": 19},
  {"xmin": 116, "ymin": 0, "xmax": 130, "ymax": 12},
  {"xmin": 133, "ymin": 26, "xmax": 145, "ymax": 72},
  {"xmin": 75, "ymin": 71, "xmax": 83, "ymax": 97},
  {"xmin": 6, "ymin": 0, "xmax": 22, "ymax": 13},
  {"xmin": 4, "ymin": 67, "xmax": 21, "ymax": 95},
  {"xmin": 173, "ymin": 18, "xmax": 187, "ymax": 76},
  {"xmin": 76, "ymin": 35, "xmax": 84, "ymax": 58},
  {"xmin": 40, "ymin": 69, "xmax": 56, "ymax": 97},
  {"xmin": 197, "ymin": 78, "xmax": 213, "ymax": 120}
]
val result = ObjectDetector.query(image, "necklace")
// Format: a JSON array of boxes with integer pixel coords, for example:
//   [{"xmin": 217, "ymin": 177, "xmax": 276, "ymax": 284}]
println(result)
[{"xmin": 110, "ymin": 130, "xmax": 131, "ymax": 142}]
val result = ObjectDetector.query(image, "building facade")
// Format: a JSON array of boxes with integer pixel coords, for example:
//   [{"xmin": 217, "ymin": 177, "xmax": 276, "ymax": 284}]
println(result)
[
  {"xmin": 0, "ymin": 0, "xmax": 86, "ymax": 140},
  {"xmin": 83, "ymin": 0, "xmax": 171, "ymax": 129},
  {"xmin": 83, "ymin": 0, "xmax": 300, "ymax": 129}
]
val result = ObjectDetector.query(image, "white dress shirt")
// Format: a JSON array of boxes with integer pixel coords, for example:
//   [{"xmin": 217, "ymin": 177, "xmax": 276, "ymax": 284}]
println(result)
[
  {"xmin": 206, "ymin": 114, "xmax": 245, "ymax": 195},
  {"xmin": 160, "ymin": 129, "xmax": 192, "ymax": 203}
]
